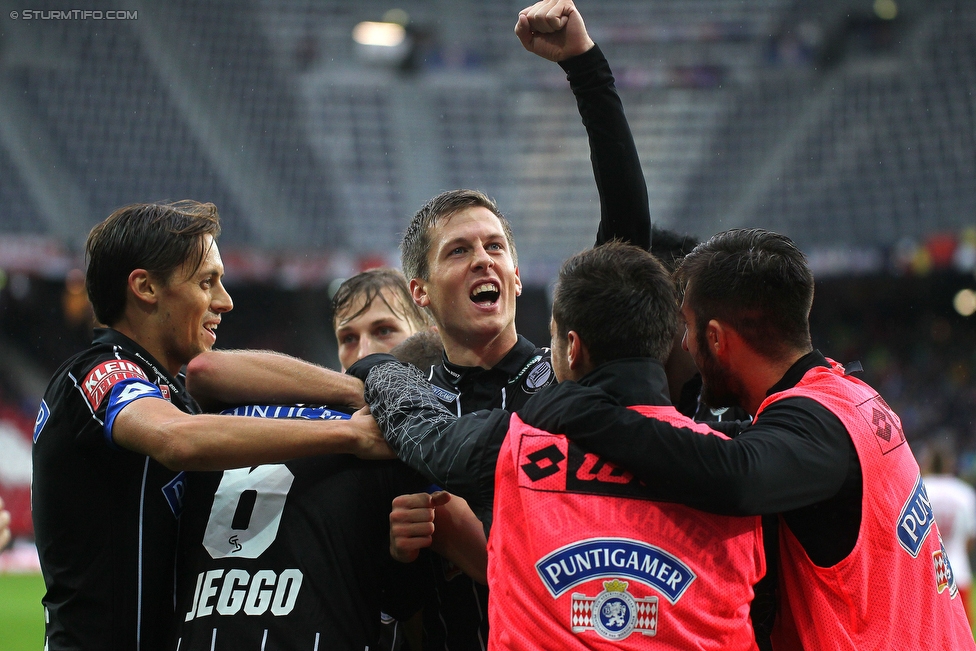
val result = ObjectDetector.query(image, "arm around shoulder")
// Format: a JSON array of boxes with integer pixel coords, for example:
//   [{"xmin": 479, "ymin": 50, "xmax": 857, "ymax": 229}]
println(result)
[
  {"xmin": 110, "ymin": 395, "xmax": 386, "ymax": 471},
  {"xmin": 186, "ymin": 349, "xmax": 365, "ymax": 412}
]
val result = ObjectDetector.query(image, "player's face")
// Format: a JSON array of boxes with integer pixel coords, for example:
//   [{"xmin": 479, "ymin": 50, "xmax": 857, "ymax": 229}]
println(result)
[
  {"xmin": 334, "ymin": 288, "xmax": 421, "ymax": 371},
  {"xmin": 155, "ymin": 235, "xmax": 233, "ymax": 373},
  {"xmin": 680, "ymin": 290, "xmax": 744, "ymax": 410},
  {"xmin": 411, "ymin": 207, "xmax": 521, "ymax": 351}
]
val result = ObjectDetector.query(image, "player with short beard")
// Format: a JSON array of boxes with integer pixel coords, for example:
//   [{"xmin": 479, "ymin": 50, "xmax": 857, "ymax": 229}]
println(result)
[{"xmin": 517, "ymin": 228, "xmax": 976, "ymax": 649}]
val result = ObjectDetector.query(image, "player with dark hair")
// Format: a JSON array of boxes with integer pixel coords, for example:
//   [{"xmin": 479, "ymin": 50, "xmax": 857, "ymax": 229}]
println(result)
[
  {"xmin": 517, "ymin": 228, "xmax": 976, "ymax": 649},
  {"xmin": 163, "ymin": 2, "xmax": 649, "ymax": 647},
  {"xmin": 167, "ymin": 400, "xmax": 435, "ymax": 650},
  {"xmin": 390, "ymin": 329, "xmax": 446, "ymax": 374},
  {"xmin": 333, "ymin": 267, "xmax": 433, "ymax": 371},
  {"xmin": 384, "ymin": 2, "xmax": 652, "ymax": 646},
  {"xmin": 351, "ymin": 242, "xmax": 765, "ymax": 648},
  {"xmin": 31, "ymin": 201, "xmax": 383, "ymax": 651},
  {"xmin": 650, "ymin": 225, "xmax": 752, "ymax": 423}
]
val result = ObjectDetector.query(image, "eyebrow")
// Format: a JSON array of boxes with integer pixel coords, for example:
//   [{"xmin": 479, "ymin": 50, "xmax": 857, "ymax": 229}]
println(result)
[
  {"xmin": 196, "ymin": 264, "xmax": 223, "ymax": 277},
  {"xmin": 440, "ymin": 232, "xmax": 507, "ymax": 251},
  {"xmin": 337, "ymin": 315, "xmax": 403, "ymax": 334}
]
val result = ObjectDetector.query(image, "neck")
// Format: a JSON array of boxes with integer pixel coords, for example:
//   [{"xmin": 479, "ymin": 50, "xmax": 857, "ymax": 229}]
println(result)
[
  {"xmin": 110, "ymin": 319, "xmax": 181, "ymax": 377},
  {"xmin": 740, "ymin": 349, "xmax": 809, "ymax": 416},
  {"xmin": 440, "ymin": 326, "xmax": 520, "ymax": 369}
]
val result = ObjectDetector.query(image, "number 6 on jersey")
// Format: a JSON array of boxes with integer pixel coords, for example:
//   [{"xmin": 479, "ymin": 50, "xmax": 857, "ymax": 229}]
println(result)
[{"xmin": 203, "ymin": 465, "xmax": 295, "ymax": 559}]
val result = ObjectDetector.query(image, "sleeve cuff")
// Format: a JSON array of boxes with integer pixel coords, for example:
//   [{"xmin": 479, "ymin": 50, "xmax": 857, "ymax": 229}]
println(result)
[
  {"xmin": 346, "ymin": 353, "xmax": 400, "ymax": 383},
  {"xmin": 558, "ymin": 43, "xmax": 607, "ymax": 80}
]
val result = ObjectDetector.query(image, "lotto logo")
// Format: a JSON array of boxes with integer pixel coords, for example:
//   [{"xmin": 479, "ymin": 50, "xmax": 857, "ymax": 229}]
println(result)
[{"xmin": 856, "ymin": 395, "xmax": 905, "ymax": 455}]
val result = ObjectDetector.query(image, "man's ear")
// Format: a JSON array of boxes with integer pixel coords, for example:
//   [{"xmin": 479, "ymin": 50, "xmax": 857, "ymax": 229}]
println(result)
[
  {"xmin": 706, "ymin": 319, "xmax": 731, "ymax": 359},
  {"xmin": 410, "ymin": 278, "xmax": 430, "ymax": 308},
  {"xmin": 566, "ymin": 330, "xmax": 590, "ymax": 371},
  {"xmin": 514, "ymin": 266, "xmax": 522, "ymax": 297},
  {"xmin": 127, "ymin": 269, "xmax": 158, "ymax": 307}
]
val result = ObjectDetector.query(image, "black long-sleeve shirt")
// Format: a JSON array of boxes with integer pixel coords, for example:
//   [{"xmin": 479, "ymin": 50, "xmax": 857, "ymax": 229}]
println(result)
[
  {"xmin": 417, "ymin": 44, "xmax": 651, "ymax": 418},
  {"xmin": 361, "ymin": 354, "xmax": 781, "ymax": 650},
  {"xmin": 375, "ymin": 42, "xmax": 650, "ymax": 651},
  {"xmin": 364, "ymin": 358, "xmax": 673, "ymax": 529},
  {"xmin": 569, "ymin": 46, "xmax": 651, "ymax": 250},
  {"xmin": 517, "ymin": 350, "xmax": 864, "ymax": 568}
]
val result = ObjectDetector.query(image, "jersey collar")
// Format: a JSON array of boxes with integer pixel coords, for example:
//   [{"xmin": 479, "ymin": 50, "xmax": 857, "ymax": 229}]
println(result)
[
  {"xmin": 767, "ymin": 349, "xmax": 831, "ymax": 396},
  {"xmin": 440, "ymin": 335, "xmax": 541, "ymax": 386},
  {"xmin": 578, "ymin": 358, "xmax": 671, "ymax": 407},
  {"xmin": 92, "ymin": 327, "xmax": 190, "ymax": 401}
]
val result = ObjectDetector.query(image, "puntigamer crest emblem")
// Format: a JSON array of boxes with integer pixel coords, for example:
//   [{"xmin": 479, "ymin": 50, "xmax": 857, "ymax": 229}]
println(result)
[
  {"xmin": 536, "ymin": 538, "xmax": 695, "ymax": 641},
  {"xmin": 572, "ymin": 579, "xmax": 658, "ymax": 640}
]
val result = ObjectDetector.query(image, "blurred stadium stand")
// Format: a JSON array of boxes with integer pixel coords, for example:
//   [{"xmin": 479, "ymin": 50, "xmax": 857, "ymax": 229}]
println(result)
[
  {"xmin": 3, "ymin": 0, "xmax": 971, "ymax": 269},
  {"xmin": 2, "ymin": 0, "xmax": 976, "ymax": 536}
]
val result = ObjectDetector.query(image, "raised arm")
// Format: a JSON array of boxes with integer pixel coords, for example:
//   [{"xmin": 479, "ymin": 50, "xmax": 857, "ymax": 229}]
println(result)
[
  {"xmin": 517, "ymin": 0, "xmax": 651, "ymax": 249},
  {"xmin": 185, "ymin": 349, "xmax": 365, "ymax": 413}
]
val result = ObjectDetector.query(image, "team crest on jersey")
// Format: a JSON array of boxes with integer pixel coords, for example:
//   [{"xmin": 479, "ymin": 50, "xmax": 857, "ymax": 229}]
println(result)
[
  {"xmin": 524, "ymin": 361, "xmax": 553, "ymax": 392},
  {"xmin": 33, "ymin": 400, "xmax": 50, "ymax": 443},
  {"xmin": 934, "ymin": 535, "xmax": 958, "ymax": 597},
  {"xmin": 897, "ymin": 475, "xmax": 934, "ymax": 558},
  {"xmin": 571, "ymin": 579, "xmax": 658, "ymax": 640},
  {"xmin": 510, "ymin": 354, "xmax": 544, "ymax": 386},
  {"xmin": 82, "ymin": 360, "xmax": 149, "ymax": 410},
  {"xmin": 430, "ymin": 384, "xmax": 459, "ymax": 403},
  {"xmin": 162, "ymin": 472, "xmax": 187, "ymax": 518}
]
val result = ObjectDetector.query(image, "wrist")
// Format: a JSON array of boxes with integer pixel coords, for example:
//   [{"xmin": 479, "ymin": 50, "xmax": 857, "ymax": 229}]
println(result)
[
  {"xmin": 559, "ymin": 42, "xmax": 603, "ymax": 75},
  {"xmin": 337, "ymin": 373, "xmax": 366, "ymax": 408}
]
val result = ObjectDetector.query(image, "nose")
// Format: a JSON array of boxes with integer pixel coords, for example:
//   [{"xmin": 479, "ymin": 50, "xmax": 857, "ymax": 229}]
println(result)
[
  {"xmin": 357, "ymin": 337, "xmax": 374, "ymax": 362},
  {"xmin": 213, "ymin": 281, "xmax": 234, "ymax": 313},
  {"xmin": 471, "ymin": 245, "xmax": 494, "ymax": 270}
]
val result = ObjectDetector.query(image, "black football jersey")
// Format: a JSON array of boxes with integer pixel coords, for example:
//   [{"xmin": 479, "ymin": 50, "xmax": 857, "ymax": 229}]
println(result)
[
  {"xmin": 171, "ymin": 406, "xmax": 427, "ymax": 650},
  {"xmin": 32, "ymin": 328, "xmax": 198, "ymax": 651},
  {"xmin": 427, "ymin": 336, "xmax": 556, "ymax": 416},
  {"xmin": 410, "ymin": 336, "xmax": 554, "ymax": 649}
]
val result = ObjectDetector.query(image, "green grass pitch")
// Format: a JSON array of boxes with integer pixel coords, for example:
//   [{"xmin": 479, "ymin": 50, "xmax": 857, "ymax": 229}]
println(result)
[
  {"xmin": 0, "ymin": 570, "xmax": 974, "ymax": 647},
  {"xmin": 0, "ymin": 573, "xmax": 45, "ymax": 651}
]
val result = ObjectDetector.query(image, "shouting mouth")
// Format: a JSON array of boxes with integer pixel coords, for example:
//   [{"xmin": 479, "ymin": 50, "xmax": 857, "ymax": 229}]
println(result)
[{"xmin": 470, "ymin": 281, "xmax": 500, "ymax": 306}]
